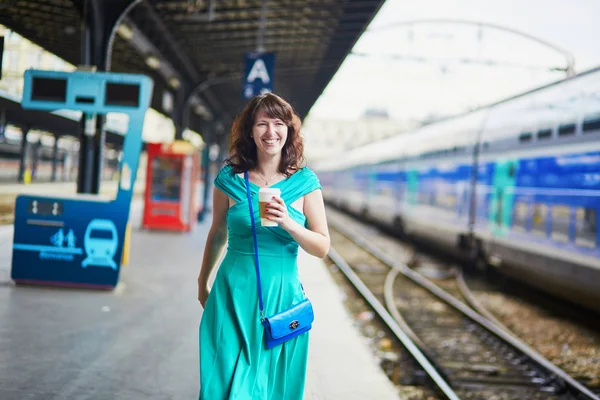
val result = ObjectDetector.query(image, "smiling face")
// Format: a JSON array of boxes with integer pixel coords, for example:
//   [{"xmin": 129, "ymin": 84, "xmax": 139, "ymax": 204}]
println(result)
[
  {"xmin": 252, "ymin": 109, "xmax": 288, "ymax": 157},
  {"xmin": 228, "ymin": 93, "xmax": 304, "ymax": 173}
]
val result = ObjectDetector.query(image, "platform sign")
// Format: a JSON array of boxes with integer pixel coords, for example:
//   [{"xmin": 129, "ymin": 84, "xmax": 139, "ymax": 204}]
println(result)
[
  {"xmin": 11, "ymin": 69, "xmax": 153, "ymax": 289},
  {"xmin": 243, "ymin": 52, "xmax": 275, "ymax": 99}
]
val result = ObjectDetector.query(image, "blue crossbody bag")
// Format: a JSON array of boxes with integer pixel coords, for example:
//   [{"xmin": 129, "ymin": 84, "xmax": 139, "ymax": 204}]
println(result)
[{"xmin": 245, "ymin": 171, "xmax": 314, "ymax": 349}]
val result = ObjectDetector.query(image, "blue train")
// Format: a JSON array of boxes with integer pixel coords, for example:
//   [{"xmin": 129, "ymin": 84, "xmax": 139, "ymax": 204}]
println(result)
[{"xmin": 316, "ymin": 67, "xmax": 600, "ymax": 313}]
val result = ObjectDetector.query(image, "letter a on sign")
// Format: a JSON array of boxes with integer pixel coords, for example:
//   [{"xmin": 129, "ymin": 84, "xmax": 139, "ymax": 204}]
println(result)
[
  {"xmin": 247, "ymin": 59, "xmax": 270, "ymax": 84},
  {"xmin": 243, "ymin": 52, "xmax": 275, "ymax": 99}
]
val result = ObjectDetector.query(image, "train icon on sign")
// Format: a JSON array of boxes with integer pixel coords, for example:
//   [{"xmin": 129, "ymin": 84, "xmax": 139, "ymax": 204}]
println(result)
[{"xmin": 81, "ymin": 219, "xmax": 119, "ymax": 270}]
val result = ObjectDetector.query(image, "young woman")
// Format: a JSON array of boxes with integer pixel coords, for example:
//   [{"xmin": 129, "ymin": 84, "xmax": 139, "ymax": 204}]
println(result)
[{"xmin": 197, "ymin": 93, "xmax": 330, "ymax": 399}]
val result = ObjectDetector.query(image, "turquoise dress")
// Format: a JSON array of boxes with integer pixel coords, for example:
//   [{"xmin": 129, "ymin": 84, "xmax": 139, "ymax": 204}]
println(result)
[{"xmin": 199, "ymin": 165, "xmax": 321, "ymax": 400}]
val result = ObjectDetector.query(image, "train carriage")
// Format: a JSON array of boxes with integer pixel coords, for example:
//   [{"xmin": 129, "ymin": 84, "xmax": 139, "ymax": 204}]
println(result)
[{"xmin": 316, "ymin": 67, "xmax": 600, "ymax": 313}]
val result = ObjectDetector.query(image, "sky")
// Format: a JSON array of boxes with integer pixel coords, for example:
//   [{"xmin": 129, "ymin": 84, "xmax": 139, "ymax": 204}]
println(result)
[{"xmin": 306, "ymin": 0, "xmax": 600, "ymax": 123}]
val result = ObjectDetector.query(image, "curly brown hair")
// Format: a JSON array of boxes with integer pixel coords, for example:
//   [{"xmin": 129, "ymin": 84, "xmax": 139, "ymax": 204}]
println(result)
[{"xmin": 226, "ymin": 93, "xmax": 305, "ymax": 177}]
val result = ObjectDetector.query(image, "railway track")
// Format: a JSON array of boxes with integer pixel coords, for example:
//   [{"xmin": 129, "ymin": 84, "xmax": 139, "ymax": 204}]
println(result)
[
  {"xmin": 326, "ymin": 207, "xmax": 600, "ymax": 400},
  {"xmin": 454, "ymin": 272, "xmax": 600, "ymax": 394}
]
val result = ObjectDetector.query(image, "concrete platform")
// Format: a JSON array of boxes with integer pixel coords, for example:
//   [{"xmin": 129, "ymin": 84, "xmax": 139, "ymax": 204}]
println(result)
[
  {"xmin": 300, "ymin": 249, "xmax": 400, "ymax": 399},
  {"xmin": 0, "ymin": 201, "xmax": 399, "ymax": 399}
]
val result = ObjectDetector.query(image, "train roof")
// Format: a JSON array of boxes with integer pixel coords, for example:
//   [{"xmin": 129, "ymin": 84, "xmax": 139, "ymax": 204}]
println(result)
[{"xmin": 316, "ymin": 66, "xmax": 600, "ymax": 171}]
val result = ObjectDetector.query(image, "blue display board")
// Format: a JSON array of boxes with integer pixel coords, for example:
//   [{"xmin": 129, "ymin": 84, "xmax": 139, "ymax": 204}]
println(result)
[{"xmin": 11, "ymin": 70, "xmax": 153, "ymax": 289}]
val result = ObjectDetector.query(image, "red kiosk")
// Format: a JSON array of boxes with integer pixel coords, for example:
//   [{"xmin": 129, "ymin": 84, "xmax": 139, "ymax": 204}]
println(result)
[{"xmin": 143, "ymin": 141, "xmax": 203, "ymax": 232}]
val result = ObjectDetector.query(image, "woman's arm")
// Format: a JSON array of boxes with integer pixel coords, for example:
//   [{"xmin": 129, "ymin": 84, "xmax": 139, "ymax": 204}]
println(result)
[
  {"xmin": 197, "ymin": 186, "xmax": 229, "ymax": 307},
  {"xmin": 266, "ymin": 189, "xmax": 330, "ymax": 258}
]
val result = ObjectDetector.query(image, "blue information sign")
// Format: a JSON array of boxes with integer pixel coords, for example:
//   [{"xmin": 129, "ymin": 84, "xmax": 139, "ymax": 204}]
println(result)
[
  {"xmin": 11, "ymin": 70, "xmax": 153, "ymax": 289},
  {"xmin": 243, "ymin": 52, "xmax": 275, "ymax": 99}
]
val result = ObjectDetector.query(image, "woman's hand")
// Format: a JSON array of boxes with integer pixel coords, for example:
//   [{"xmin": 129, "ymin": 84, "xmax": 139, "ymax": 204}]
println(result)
[
  {"xmin": 265, "ymin": 196, "xmax": 296, "ymax": 231},
  {"xmin": 198, "ymin": 281, "xmax": 209, "ymax": 308}
]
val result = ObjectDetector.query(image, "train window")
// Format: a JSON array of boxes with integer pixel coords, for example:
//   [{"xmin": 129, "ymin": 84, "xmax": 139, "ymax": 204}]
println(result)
[
  {"xmin": 558, "ymin": 124, "xmax": 576, "ymax": 136},
  {"xmin": 536, "ymin": 128, "xmax": 552, "ymax": 140},
  {"xmin": 518, "ymin": 132, "xmax": 533, "ymax": 143},
  {"xmin": 583, "ymin": 116, "xmax": 600, "ymax": 133},
  {"xmin": 89, "ymin": 229, "xmax": 114, "ymax": 239},
  {"xmin": 531, "ymin": 204, "xmax": 547, "ymax": 236},
  {"xmin": 575, "ymin": 207, "xmax": 597, "ymax": 248},
  {"xmin": 551, "ymin": 205, "xmax": 571, "ymax": 242},
  {"xmin": 511, "ymin": 202, "xmax": 528, "ymax": 232}
]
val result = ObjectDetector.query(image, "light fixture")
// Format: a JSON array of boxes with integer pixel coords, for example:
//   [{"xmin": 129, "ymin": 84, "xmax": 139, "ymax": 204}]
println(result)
[
  {"xmin": 194, "ymin": 104, "xmax": 207, "ymax": 115},
  {"xmin": 116, "ymin": 24, "xmax": 134, "ymax": 40},
  {"xmin": 168, "ymin": 77, "xmax": 181, "ymax": 89},
  {"xmin": 162, "ymin": 91, "xmax": 174, "ymax": 113},
  {"xmin": 145, "ymin": 55, "xmax": 161, "ymax": 70},
  {"xmin": 107, "ymin": 149, "xmax": 117, "ymax": 159}
]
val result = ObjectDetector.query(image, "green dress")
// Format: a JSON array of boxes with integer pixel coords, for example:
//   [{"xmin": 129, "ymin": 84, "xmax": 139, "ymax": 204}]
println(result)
[{"xmin": 199, "ymin": 165, "xmax": 321, "ymax": 400}]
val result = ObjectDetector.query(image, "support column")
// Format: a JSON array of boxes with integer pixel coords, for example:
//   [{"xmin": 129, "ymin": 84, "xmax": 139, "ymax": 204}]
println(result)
[
  {"xmin": 217, "ymin": 123, "xmax": 228, "ymax": 163},
  {"xmin": 31, "ymin": 140, "xmax": 41, "ymax": 181},
  {"xmin": 91, "ymin": 115, "xmax": 105, "ymax": 192},
  {"xmin": 0, "ymin": 108, "xmax": 6, "ymax": 141},
  {"xmin": 197, "ymin": 122, "xmax": 216, "ymax": 222},
  {"xmin": 173, "ymin": 88, "xmax": 189, "ymax": 141},
  {"xmin": 77, "ymin": 114, "xmax": 96, "ymax": 193},
  {"xmin": 51, "ymin": 134, "xmax": 60, "ymax": 182},
  {"xmin": 62, "ymin": 153, "xmax": 70, "ymax": 181},
  {"xmin": 76, "ymin": 0, "xmax": 134, "ymax": 194},
  {"xmin": 77, "ymin": 0, "xmax": 96, "ymax": 194},
  {"xmin": 18, "ymin": 128, "xmax": 29, "ymax": 183},
  {"xmin": 197, "ymin": 144, "xmax": 210, "ymax": 222}
]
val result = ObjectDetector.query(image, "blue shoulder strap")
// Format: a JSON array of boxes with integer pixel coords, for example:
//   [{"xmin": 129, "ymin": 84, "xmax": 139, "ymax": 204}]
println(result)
[{"xmin": 245, "ymin": 171, "xmax": 266, "ymax": 322}]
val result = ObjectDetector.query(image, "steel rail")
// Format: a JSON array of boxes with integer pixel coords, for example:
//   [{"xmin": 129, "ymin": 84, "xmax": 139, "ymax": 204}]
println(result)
[
  {"xmin": 328, "ymin": 247, "xmax": 460, "ymax": 400},
  {"xmin": 330, "ymin": 219, "xmax": 600, "ymax": 400},
  {"xmin": 455, "ymin": 270, "xmax": 510, "ymax": 331},
  {"xmin": 383, "ymin": 268, "xmax": 429, "ymax": 351}
]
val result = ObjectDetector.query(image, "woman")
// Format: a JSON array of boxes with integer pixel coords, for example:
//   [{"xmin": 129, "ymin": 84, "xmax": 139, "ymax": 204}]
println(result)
[{"xmin": 197, "ymin": 93, "xmax": 330, "ymax": 400}]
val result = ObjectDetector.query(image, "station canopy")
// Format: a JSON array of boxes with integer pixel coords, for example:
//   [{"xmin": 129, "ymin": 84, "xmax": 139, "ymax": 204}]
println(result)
[{"xmin": 0, "ymin": 0, "xmax": 386, "ymax": 138}]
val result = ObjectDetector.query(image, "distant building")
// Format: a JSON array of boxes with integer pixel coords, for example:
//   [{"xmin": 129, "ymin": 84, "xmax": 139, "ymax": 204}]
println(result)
[{"xmin": 303, "ymin": 109, "xmax": 417, "ymax": 162}]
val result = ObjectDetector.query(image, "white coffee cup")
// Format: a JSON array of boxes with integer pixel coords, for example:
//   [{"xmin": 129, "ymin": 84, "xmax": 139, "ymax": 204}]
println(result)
[{"xmin": 258, "ymin": 187, "xmax": 281, "ymax": 227}]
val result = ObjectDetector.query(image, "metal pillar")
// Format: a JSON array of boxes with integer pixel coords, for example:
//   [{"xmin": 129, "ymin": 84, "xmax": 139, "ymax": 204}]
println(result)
[
  {"xmin": 61, "ymin": 153, "xmax": 69, "ymax": 181},
  {"xmin": 78, "ymin": 114, "xmax": 96, "ymax": 192},
  {"xmin": 91, "ymin": 115, "xmax": 106, "ymax": 192},
  {"xmin": 76, "ymin": 0, "xmax": 135, "ymax": 194},
  {"xmin": 77, "ymin": 0, "xmax": 95, "ymax": 193},
  {"xmin": 31, "ymin": 140, "xmax": 41, "ymax": 181},
  {"xmin": 197, "ymin": 122, "xmax": 217, "ymax": 222},
  {"xmin": 51, "ymin": 134, "xmax": 59, "ymax": 182},
  {"xmin": 0, "ymin": 108, "xmax": 6, "ymax": 141},
  {"xmin": 197, "ymin": 144, "xmax": 211, "ymax": 222},
  {"xmin": 173, "ymin": 88, "xmax": 190, "ymax": 141},
  {"xmin": 17, "ymin": 128, "xmax": 29, "ymax": 183}
]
